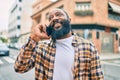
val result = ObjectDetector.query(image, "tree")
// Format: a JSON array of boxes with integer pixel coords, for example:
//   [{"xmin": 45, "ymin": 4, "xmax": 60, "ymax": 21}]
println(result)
[{"xmin": 0, "ymin": 37, "xmax": 8, "ymax": 43}]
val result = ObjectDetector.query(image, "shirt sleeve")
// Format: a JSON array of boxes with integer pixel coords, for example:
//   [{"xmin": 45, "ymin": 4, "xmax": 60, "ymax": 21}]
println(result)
[
  {"xmin": 90, "ymin": 44, "xmax": 104, "ymax": 80},
  {"xmin": 14, "ymin": 37, "xmax": 37, "ymax": 73}
]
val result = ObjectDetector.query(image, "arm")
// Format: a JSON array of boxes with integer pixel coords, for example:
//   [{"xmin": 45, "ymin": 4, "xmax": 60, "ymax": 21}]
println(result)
[
  {"xmin": 14, "ymin": 38, "xmax": 37, "ymax": 73},
  {"xmin": 90, "ymin": 44, "xmax": 104, "ymax": 80},
  {"xmin": 14, "ymin": 24, "xmax": 49, "ymax": 73}
]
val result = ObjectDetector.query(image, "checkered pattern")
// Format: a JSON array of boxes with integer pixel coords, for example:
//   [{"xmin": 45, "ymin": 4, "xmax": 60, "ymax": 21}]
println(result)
[{"xmin": 14, "ymin": 35, "xmax": 104, "ymax": 80}]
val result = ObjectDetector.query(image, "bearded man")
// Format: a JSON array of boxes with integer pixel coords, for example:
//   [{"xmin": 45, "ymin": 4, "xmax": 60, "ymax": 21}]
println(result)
[{"xmin": 14, "ymin": 8, "xmax": 104, "ymax": 80}]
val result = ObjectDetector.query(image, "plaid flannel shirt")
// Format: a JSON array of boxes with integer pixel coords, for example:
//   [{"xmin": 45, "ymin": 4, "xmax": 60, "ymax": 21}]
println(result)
[{"xmin": 14, "ymin": 35, "xmax": 104, "ymax": 80}]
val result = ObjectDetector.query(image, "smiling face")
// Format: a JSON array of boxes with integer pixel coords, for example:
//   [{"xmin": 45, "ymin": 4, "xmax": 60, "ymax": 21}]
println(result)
[{"xmin": 46, "ymin": 9, "xmax": 71, "ymax": 41}]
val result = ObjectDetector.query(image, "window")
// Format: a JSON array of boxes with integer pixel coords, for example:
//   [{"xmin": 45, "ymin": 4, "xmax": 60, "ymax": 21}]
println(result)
[
  {"xmin": 116, "ymin": 34, "xmax": 118, "ymax": 40},
  {"xmin": 84, "ymin": 29, "xmax": 92, "ymax": 40},
  {"xmin": 75, "ymin": 2, "xmax": 91, "ymax": 11},
  {"xmin": 17, "ymin": 16, "xmax": 21, "ymax": 20},
  {"xmin": 17, "ymin": 25, "xmax": 21, "ymax": 29},
  {"xmin": 19, "ymin": 7, "xmax": 22, "ymax": 11},
  {"xmin": 74, "ymin": 2, "xmax": 93, "ymax": 16},
  {"xmin": 96, "ymin": 31, "xmax": 99, "ymax": 39},
  {"xmin": 108, "ymin": 13, "xmax": 120, "ymax": 21},
  {"xmin": 108, "ymin": 2, "xmax": 120, "ymax": 21},
  {"xmin": 19, "ymin": 0, "xmax": 22, "ymax": 2}
]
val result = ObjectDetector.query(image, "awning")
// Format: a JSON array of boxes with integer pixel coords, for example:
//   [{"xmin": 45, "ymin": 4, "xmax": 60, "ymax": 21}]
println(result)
[{"xmin": 108, "ymin": 2, "xmax": 120, "ymax": 14}]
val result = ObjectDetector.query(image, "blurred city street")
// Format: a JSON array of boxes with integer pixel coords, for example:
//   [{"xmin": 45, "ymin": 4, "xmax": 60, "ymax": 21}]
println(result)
[
  {"xmin": 0, "ymin": 48, "xmax": 120, "ymax": 80},
  {"xmin": 0, "ymin": 49, "xmax": 34, "ymax": 80},
  {"xmin": 100, "ymin": 53, "xmax": 120, "ymax": 80},
  {"xmin": 0, "ymin": 0, "xmax": 120, "ymax": 80}
]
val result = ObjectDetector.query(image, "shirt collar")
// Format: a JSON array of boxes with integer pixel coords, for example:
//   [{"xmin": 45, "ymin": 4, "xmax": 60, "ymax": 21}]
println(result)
[
  {"xmin": 50, "ymin": 33, "xmax": 81, "ymax": 47},
  {"xmin": 72, "ymin": 34, "xmax": 79, "ymax": 47}
]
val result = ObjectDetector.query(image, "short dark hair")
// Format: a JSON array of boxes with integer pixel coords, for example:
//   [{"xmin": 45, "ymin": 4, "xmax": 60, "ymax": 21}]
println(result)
[
  {"xmin": 61, "ymin": 9, "xmax": 70, "ymax": 19},
  {"xmin": 48, "ymin": 8, "xmax": 70, "ymax": 20}
]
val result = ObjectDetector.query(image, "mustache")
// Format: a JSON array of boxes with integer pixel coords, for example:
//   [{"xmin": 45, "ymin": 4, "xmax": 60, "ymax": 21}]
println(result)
[
  {"xmin": 46, "ymin": 19, "xmax": 70, "ymax": 37},
  {"xmin": 46, "ymin": 19, "xmax": 64, "ymax": 36}
]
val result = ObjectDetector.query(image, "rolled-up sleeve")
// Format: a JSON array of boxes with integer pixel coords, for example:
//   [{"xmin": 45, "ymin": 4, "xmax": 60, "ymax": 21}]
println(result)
[{"xmin": 14, "ymin": 38, "xmax": 37, "ymax": 73}]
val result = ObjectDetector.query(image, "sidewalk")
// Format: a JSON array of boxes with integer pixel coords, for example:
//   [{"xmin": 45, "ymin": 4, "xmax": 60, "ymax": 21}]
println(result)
[{"xmin": 100, "ymin": 53, "xmax": 120, "ymax": 60}]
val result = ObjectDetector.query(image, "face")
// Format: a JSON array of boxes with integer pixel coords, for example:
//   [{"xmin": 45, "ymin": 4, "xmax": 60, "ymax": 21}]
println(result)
[{"xmin": 46, "ymin": 9, "xmax": 71, "ymax": 41}]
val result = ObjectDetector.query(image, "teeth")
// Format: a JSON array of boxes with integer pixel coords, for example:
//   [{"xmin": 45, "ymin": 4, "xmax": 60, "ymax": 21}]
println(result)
[
  {"xmin": 54, "ymin": 23, "xmax": 62, "ymax": 30},
  {"xmin": 55, "ymin": 26, "xmax": 60, "ymax": 29}
]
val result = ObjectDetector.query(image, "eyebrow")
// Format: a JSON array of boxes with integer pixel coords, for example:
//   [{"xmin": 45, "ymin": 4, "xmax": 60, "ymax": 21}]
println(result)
[{"xmin": 48, "ymin": 11, "xmax": 64, "ymax": 19}]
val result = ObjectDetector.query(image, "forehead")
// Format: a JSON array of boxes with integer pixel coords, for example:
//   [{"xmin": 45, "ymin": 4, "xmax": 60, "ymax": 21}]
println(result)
[{"xmin": 48, "ymin": 9, "xmax": 66, "ymax": 15}]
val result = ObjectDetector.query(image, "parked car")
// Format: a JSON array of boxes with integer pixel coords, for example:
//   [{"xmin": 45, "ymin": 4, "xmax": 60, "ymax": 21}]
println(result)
[{"xmin": 0, "ymin": 43, "xmax": 9, "ymax": 56}]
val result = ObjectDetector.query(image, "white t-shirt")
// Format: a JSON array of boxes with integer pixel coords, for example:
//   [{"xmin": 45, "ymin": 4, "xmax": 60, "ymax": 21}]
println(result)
[{"xmin": 53, "ymin": 36, "xmax": 74, "ymax": 80}]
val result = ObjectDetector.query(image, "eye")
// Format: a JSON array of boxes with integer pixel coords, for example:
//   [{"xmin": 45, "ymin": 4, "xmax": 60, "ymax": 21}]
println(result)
[
  {"xmin": 56, "ymin": 13, "xmax": 64, "ymax": 17},
  {"xmin": 49, "ymin": 15, "xmax": 53, "ymax": 21}
]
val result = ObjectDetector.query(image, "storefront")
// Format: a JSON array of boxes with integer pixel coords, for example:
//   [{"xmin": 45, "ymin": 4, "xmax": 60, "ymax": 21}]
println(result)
[{"xmin": 72, "ymin": 24, "xmax": 118, "ymax": 53}]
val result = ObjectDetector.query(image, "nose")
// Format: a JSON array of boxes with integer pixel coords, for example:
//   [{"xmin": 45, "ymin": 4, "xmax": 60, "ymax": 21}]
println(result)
[
  {"xmin": 49, "ymin": 15, "xmax": 61, "ymax": 24},
  {"xmin": 51, "ymin": 16, "xmax": 59, "ymax": 24},
  {"xmin": 53, "ymin": 15, "xmax": 59, "ymax": 20},
  {"xmin": 52, "ymin": 15, "xmax": 59, "ymax": 21}
]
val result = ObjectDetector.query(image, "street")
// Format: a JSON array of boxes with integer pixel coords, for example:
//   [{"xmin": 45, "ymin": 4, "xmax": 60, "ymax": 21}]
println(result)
[
  {"xmin": 1, "ymin": 48, "xmax": 120, "ymax": 80},
  {"xmin": 0, "ymin": 49, "xmax": 35, "ymax": 80},
  {"xmin": 100, "ymin": 53, "xmax": 120, "ymax": 80}
]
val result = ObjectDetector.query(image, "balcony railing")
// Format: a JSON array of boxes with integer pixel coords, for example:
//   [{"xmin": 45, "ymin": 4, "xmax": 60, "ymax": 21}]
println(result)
[{"xmin": 74, "ymin": 10, "xmax": 94, "ymax": 16}]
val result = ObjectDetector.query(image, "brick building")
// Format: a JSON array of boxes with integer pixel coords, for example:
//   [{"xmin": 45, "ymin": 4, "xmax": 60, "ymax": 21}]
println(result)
[{"xmin": 31, "ymin": 0, "xmax": 120, "ymax": 53}]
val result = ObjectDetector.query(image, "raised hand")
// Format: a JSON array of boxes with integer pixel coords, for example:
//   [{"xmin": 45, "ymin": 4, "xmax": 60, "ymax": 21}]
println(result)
[{"xmin": 30, "ymin": 24, "xmax": 50, "ymax": 42}]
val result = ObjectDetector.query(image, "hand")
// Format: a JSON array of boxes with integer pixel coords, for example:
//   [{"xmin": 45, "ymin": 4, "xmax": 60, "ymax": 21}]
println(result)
[{"xmin": 30, "ymin": 24, "xmax": 50, "ymax": 42}]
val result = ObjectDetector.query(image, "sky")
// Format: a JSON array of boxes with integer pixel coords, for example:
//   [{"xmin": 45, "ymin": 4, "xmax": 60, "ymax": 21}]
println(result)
[
  {"xmin": 0, "ymin": 0, "xmax": 57, "ymax": 31},
  {"xmin": 0, "ymin": 0, "xmax": 15, "ymax": 31}
]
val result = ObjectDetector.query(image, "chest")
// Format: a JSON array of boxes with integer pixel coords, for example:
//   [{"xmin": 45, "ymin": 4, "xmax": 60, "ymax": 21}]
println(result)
[
  {"xmin": 54, "ymin": 44, "xmax": 75, "ymax": 69},
  {"xmin": 36, "ymin": 43, "xmax": 91, "ymax": 79}
]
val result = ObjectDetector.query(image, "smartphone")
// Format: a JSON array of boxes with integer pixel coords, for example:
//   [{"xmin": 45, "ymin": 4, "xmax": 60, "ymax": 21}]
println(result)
[{"xmin": 46, "ymin": 25, "xmax": 53, "ymax": 36}]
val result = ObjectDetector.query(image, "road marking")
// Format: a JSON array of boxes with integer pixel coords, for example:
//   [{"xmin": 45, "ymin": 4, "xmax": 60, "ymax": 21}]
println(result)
[
  {"xmin": 13, "ymin": 55, "xmax": 17, "ymax": 59},
  {"xmin": 3, "ymin": 57, "xmax": 15, "ymax": 63},
  {"xmin": 0, "ymin": 60, "xmax": 3, "ymax": 64}
]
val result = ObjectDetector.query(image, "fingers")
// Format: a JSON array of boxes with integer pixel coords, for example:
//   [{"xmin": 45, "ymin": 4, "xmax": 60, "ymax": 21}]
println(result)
[
  {"xmin": 47, "ymin": 19, "xmax": 54, "ymax": 26},
  {"xmin": 37, "ymin": 24, "xmax": 47, "ymax": 33},
  {"xmin": 32, "ymin": 24, "xmax": 50, "ymax": 40},
  {"xmin": 41, "ymin": 32, "xmax": 50, "ymax": 39}
]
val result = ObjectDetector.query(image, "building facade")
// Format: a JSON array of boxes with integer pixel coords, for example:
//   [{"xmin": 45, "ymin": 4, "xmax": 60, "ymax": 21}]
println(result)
[
  {"xmin": 31, "ymin": 0, "xmax": 120, "ymax": 53},
  {"xmin": 8, "ymin": 0, "xmax": 22, "ymax": 44},
  {"xmin": 8, "ymin": 0, "xmax": 35, "ymax": 48}
]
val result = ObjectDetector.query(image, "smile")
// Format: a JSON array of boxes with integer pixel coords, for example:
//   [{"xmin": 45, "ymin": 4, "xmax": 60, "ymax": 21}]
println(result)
[{"xmin": 53, "ymin": 23, "xmax": 62, "ymax": 30}]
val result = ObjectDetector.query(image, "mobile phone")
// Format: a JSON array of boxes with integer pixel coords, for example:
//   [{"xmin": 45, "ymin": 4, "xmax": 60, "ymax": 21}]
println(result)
[{"xmin": 46, "ymin": 25, "xmax": 53, "ymax": 36}]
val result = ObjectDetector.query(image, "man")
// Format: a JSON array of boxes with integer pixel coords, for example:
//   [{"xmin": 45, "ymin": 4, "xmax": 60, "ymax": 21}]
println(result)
[{"xmin": 14, "ymin": 8, "xmax": 104, "ymax": 80}]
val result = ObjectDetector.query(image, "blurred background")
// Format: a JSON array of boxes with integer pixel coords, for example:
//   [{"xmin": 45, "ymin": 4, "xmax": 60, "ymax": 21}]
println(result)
[{"xmin": 0, "ymin": 0, "xmax": 120, "ymax": 80}]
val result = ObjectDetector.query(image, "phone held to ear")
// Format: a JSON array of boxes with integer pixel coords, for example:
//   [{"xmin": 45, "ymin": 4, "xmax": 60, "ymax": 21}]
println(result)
[{"xmin": 46, "ymin": 25, "xmax": 53, "ymax": 36}]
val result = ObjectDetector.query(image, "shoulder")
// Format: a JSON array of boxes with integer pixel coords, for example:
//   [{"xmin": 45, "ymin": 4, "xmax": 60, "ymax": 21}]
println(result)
[
  {"xmin": 74, "ymin": 35, "xmax": 94, "ymax": 46},
  {"xmin": 74, "ymin": 35, "xmax": 99, "ymax": 58},
  {"xmin": 74, "ymin": 35, "xmax": 97, "ymax": 52}
]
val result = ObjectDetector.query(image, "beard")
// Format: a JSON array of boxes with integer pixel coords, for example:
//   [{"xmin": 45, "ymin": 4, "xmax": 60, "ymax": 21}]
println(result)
[{"xmin": 46, "ymin": 19, "xmax": 71, "ymax": 42}]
